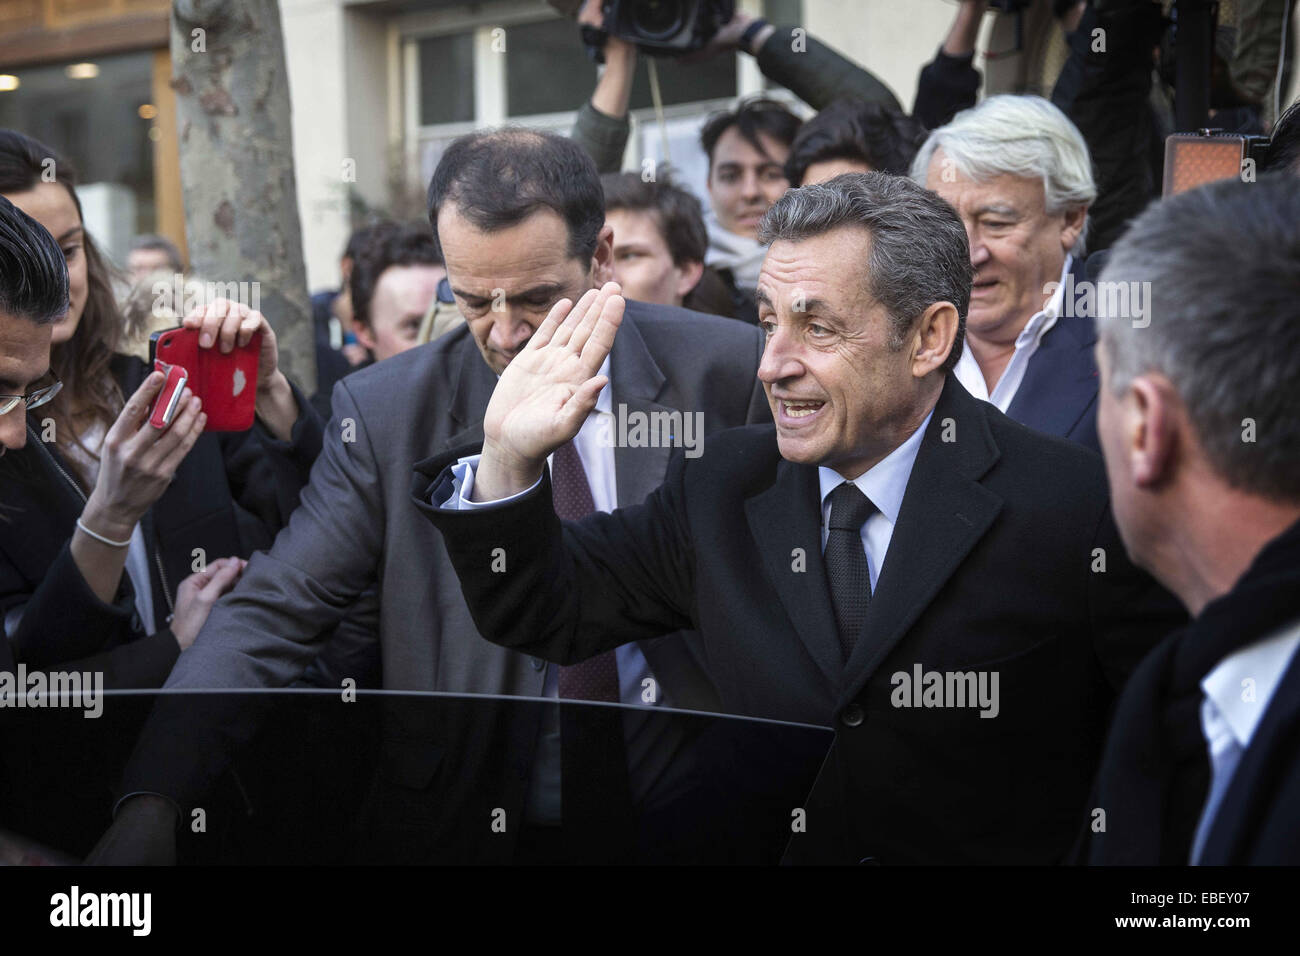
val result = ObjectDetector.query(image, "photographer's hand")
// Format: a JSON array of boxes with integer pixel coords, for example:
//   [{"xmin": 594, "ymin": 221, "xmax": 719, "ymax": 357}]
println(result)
[
  {"xmin": 580, "ymin": 0, "xmax": 637, "ymax": 119},
  {"xmin": 691, "ymin": 9, "xmax": 775, "ymax": 61}
]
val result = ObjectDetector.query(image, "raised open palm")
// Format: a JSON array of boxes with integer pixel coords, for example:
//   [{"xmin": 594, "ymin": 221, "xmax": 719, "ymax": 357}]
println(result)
[{"xmin": 476, "ymin": 282, "xmax": 625, "ymax": 500}]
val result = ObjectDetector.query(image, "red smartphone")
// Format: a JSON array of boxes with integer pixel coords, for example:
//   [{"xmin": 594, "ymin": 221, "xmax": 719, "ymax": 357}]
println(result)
[{"xmin": 148, "ymin": 326, "xmax": 262, "ymax": 432}]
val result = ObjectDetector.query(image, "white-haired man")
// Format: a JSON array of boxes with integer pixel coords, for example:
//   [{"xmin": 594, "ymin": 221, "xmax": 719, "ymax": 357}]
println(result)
[{"xmin": 915, "ymin": 94, "xmax": 1102, "ymax": 451}]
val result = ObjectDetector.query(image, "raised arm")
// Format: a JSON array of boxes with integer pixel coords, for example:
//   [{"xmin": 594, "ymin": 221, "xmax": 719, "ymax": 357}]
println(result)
[
  {"xmin": 570, "ymin": 0, "xmax": 636, "ymax": 173},
  {"xmin": 913, "ymin": 0, "xmax": 987, "ymax": 130},
  {"xmin": 2, "ymin": 371, "xmax": 205, "ymax": 670},
  {"xmin": 735, "ymin": 13, "xmax": 902, "ymax": 113},
  {"xmin": 185, "ymin": 299, "xmax": 326, "ymax": 535}
]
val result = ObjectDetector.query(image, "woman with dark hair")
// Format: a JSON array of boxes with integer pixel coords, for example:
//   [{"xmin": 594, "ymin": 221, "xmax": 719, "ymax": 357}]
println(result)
[{"xmin": 0, "ymin": 129, "xmax": 323, "ymax": 686}]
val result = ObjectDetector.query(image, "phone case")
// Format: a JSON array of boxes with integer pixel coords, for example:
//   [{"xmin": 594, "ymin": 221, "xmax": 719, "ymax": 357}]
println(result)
[
  {"xmin": 147, "ymin": 362, "xmax": 188, "ymax": 429},
  {"xmin": 151, "ymin": 326, "xmax": 262, "ymax": 432}
]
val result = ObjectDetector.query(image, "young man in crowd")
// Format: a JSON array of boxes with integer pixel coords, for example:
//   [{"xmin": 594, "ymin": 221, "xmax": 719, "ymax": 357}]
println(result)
[
  {"xmin": 785, "ymin": 98, "xmax": 928, "ymax": 186},
  {"xmin": 601, "ymin": 172, "xmax": 709, "ymax": 310},
  {"xmin": 348, "ymin": 221, "xmax": 445, "ymax": 364}
]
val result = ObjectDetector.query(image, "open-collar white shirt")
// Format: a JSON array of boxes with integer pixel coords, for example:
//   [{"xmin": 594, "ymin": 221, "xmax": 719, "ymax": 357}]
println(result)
[{"xmin": 954, "ymin": 254, "xmax": 1072, "ymax": 412}]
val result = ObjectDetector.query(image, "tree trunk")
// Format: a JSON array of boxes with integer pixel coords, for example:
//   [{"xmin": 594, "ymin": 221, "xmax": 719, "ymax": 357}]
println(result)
[{"xmin": 170, "ymin": 0, "xmax": 315, "ymax": 394}]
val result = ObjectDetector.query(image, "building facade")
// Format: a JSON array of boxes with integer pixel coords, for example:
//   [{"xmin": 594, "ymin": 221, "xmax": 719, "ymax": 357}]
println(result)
[{"xmin": 4, "ymin": 0, "xmax": 1296, "ymax": 292}]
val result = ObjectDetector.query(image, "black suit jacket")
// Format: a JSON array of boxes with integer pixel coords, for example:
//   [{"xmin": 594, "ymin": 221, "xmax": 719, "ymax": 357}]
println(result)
[
  {"xmin": 414, "ymin": 375, "xmax": 1185, "ymax": 863},
  {"xmin": 1005, "ymin": 254, "xmax": 1102, "ymax": 452}
]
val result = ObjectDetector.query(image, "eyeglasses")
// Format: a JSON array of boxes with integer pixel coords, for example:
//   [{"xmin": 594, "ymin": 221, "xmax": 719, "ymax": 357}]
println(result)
[{"xmin": 0, "ymin": 372, "xmax": 62, "ymax": 416}]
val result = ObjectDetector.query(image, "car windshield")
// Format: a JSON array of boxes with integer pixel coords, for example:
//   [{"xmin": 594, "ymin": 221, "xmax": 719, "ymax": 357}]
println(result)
[{"xmin": 0, "ymin": 689, "xmax": 833, "ymax": 865}]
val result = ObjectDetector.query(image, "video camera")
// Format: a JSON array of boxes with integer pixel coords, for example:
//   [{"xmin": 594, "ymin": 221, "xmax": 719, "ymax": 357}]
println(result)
[{"xmin": 595, "ymin": 0, "xmax": 736, "ymax": 58}]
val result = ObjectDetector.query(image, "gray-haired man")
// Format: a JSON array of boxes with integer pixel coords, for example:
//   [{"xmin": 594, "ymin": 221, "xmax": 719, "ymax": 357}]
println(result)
[
  {"xmin": 413, "ymin": 172, "xmax": 1183, "ymax": 864},
  {"xmin": 1086, "ymin": 175, "xmax": 1300, "ymax": 865},
  {"xmin": 916, "ymin": 94, "xmax": 1104, "ymax": 451}
]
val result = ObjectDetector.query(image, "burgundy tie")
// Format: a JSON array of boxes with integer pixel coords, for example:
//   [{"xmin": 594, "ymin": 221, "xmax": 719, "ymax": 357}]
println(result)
[
  {"xmin": 549, "ymin": 438, "xmax": 633, "ymax": 858},
  {"xmin": 551, "ymin": 440, "xmax": 620, "ymax": 703}
]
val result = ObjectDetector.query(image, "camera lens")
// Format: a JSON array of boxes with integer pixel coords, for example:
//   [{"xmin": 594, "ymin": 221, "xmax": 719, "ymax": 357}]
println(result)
[{"xmin": 630, "ymin": 0, "xmax": 686, "ymax": 40}]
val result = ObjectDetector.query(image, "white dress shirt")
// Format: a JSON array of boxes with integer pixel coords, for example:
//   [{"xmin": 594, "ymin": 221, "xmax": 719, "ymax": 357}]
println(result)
[
  {"xmin": 817, "ymin": 409, "xmax": 933, "ymax": 591},
  {"xmin": 439, "ymin": 358, "xmax": 685, "ymax": 825},
  {"xmin": 1190, "ymin": 618, "xmax": 1300, "ymax": 863},
  {"xmin": 954, "ymin": 255, "xmax": 1071, "ymax": 412}
]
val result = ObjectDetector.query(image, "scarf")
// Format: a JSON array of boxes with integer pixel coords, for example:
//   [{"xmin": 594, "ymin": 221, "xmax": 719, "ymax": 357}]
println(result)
[
  {"xmin": 705, "ymin": 211, "xmax": 768, "ymax": 292},
  {"xmin": 1086, "ymin": 518, "xmax": 1300, "ymax": 864}
]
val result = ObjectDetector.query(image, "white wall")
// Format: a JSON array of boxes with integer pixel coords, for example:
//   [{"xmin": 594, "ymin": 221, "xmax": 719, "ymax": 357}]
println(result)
[
  {"xmin": 801, "ymin": 0, "xmax": 987, "ymax": 113},
  {"xmin": 78, "ymin": 182, "xmax": 136, "ymax": 268},
  {"xmin": 282, "ymin": 0, "xmax": 352, "ymax": 293}
]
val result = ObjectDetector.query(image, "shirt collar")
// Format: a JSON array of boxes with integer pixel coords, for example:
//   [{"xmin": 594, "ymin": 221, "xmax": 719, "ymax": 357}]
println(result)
[
  {"xmin": 1201, "ymin": 620, "xmax": 1300, "ymax": 748},
  {"xmin": 593, "ymin": 354, "xmax": 612, "ymax": 414},
  {"xmin": 817, "ymin": 408, "xmax": 934, "ymax": 526}
]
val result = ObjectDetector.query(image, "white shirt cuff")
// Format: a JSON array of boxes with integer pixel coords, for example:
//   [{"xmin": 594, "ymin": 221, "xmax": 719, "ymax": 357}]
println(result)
[{"xmin": 439, "ymin": 454, "xmax": 544, "ymax": 510}]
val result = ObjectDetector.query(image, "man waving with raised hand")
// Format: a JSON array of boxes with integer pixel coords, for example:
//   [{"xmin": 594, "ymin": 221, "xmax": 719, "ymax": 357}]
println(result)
[
  {"xmin": 415, "ymin": 172, "xmax": 1184, "ymax": 865},
  {"xmin": 465, "ymin": 282, "xmax": 626, "ymax": 506}
]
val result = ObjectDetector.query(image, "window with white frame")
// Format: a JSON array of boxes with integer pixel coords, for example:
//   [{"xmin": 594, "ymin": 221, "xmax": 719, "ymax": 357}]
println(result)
[{"xmin": 399, "ymin": 0, "xmax": 803, "ymax": 208}]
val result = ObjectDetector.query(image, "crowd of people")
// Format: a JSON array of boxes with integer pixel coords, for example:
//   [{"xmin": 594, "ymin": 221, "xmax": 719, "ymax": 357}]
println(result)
[{"xmin": 1, "ymin": 0, "xmax": 1299, "ymax": 866}]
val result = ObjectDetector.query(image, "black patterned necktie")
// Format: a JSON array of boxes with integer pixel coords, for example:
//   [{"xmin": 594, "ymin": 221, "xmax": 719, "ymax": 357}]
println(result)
[
  {"xmin": 824, "ymin": 482, "xmax": 877, "ymax": 661},
  {"xmin": 550, "ymin": 439, "xmax": 632, "ymax": 858}
]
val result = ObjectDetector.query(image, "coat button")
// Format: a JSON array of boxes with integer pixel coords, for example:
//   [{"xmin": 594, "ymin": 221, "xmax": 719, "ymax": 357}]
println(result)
[
  {"xmin": 840, "ymin": 704, "xmax": 865, "ymax": 727},
  {"xmin": 531, "ymin": 658, "xmax": 545, "ymax": 671}
]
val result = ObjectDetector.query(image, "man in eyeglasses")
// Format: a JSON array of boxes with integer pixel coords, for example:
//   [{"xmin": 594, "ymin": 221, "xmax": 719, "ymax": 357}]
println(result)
[{"xmin": 0, "ymin": 194, "xmax": 66, "ymax": 457}]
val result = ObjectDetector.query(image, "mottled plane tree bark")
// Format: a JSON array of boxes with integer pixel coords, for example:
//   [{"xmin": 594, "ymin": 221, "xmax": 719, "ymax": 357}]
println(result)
[{"xmin": 170, "ymin": 0, "xmax": 315, "ymax": 394}]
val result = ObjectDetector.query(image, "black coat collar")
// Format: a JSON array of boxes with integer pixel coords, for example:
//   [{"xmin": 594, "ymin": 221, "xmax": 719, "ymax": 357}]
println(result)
[{"xmin": 744, "ymin": 376, "xmax": 1004, "ymax": 701}]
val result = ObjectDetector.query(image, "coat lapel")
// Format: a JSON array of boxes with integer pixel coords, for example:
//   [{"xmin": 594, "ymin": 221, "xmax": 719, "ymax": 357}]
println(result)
[
  {"xmin": 442, "ymin": 336, "xmax": 496, "ymax": 451},
  {"xmin": 1005, "ymin": 330, "xmax": 1098, "ymax": 439},
  {"xmin": 838, "ymin": 379, "xmax": 1004, "ymax": 706},
  {"xmin": 745, "ymin": 458, "xmax": 843, "ymax": 690},
  {"xmin": 1006, "ymin": 256, "xmax": 1099, "ymax": 440},
  {"xmin": 1199, "ymin": 646, "xmax": 1300, "ymax": 863},
  {"xmin": 607, "ymin": 308, "xmax": 673, "ymax": 507}
]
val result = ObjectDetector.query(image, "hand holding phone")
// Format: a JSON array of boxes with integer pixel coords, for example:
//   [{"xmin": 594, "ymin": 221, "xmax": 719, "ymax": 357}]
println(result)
[
  {"xmin": 174, "ymin": 296, "xmax": 304, "ymax": 438},
  {"xmin": 149, "ymin": 325, "xmax": 261, "ymax": 432},
  {"xmin": 81, "ymin": 372, "xmax": 207, "ymax": 542},
  {"xmin": 183, "ymin": 297, "xmax": 280, "ymax": 393}
]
